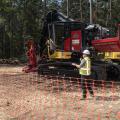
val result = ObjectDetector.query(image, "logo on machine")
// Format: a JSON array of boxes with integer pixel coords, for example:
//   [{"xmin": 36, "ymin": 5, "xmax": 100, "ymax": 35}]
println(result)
[{"xmin": 72, "ymin": 39, "xmax": 80, "ymax": 45}]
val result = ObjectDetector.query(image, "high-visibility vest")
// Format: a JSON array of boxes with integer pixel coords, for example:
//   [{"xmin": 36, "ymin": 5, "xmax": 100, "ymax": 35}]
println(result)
[{"xmin": 79, "ymin": 57, "xmax": 91, "ymax": 75}]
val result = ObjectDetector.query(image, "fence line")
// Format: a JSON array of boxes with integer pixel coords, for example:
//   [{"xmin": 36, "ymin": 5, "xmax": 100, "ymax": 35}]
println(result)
[{"xmin": 0, "ymin": 73, "xmax": 120, "ymax": 120}]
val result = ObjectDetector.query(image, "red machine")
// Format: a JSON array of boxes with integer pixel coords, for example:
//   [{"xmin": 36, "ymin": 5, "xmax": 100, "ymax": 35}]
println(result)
[
  {"xmin": 92, "ymin": 24, "xmax": 120, "ymax": 52},
  {"xmin": 64, "ymin": 30, "xmax": 82, "ymax": 51},
  {"xmin": 22, "ymin": 39, "xmax": 37, "ymax": 73},
  {"xmin": 38, "ymin": 10, "xmax": 120, "ymax": 80}
]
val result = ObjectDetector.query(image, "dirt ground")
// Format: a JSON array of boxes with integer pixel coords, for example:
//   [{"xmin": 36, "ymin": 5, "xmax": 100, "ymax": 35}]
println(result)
[{"xmin": 0, "ymin": 65, "xmax": 120, "ymax": 120}]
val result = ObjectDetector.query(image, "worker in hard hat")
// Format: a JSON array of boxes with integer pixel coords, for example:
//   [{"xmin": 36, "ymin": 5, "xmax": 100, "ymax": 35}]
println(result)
[{"xmin": 72, "ymin": 49, "xmax": 94, "ymax": 100}]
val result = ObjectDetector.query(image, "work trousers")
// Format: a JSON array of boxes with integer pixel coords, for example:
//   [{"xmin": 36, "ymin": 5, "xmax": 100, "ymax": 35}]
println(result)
[{"xmin": 81, "ymin": 75, "xmax": 94, "ymax": 98}]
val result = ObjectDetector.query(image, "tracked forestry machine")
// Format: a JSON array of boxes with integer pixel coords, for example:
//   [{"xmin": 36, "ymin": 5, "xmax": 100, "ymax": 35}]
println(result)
[{"xmin": 38, "ymin": 10, "xmax": 120, "ymax": 81}]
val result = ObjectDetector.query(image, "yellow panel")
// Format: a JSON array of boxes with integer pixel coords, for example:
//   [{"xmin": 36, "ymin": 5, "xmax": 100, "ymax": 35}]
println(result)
[
  {"xmin": 105, "ymin": 52, "xmax": 120, "ymax": 60},
  {"xmin": 49, "ymin": 51, "xmax": 72, "ymax": 59}
]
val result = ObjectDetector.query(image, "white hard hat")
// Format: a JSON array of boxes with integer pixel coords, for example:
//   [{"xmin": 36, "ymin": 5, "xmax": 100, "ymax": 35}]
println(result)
[{"xmin": 82, "ymin": 50, "xmax": 90, "ymax": 55}]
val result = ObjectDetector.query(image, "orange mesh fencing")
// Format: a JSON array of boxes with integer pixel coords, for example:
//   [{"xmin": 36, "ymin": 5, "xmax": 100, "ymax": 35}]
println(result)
[{"xmin": 0, "ymin": 72, "xmax": 120, "ymax": 120}]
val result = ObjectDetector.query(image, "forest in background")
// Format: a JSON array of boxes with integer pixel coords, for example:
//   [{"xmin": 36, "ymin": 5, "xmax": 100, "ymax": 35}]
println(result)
[{"xmin": 0, "ymin": 0, "xmax": 120, "ymax": 59}]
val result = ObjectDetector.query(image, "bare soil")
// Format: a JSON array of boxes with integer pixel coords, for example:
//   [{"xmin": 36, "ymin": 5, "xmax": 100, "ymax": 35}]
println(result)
[{"xmin": 0, "ymin": 65, "xmax": 120, "ymax": 120}]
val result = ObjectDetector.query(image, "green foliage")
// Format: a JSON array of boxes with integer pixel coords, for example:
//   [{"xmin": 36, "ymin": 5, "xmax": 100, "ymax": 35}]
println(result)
[
  {"xmin": 61, "ymin": 0, "xmax": 120, "ymax": 31},
  {"xmin": 0, "ymin": 0, "xmax": 120, "ymax": 59}
]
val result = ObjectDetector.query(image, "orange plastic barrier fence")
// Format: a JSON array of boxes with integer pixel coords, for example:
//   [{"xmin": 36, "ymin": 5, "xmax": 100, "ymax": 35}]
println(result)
[
  {"xmin": 36, "ymin": 74, "xmax": 120, "ymax": 120},
  {"xmin": 0, "ymin": 73, "xmax": 120, "ymax": 120}
]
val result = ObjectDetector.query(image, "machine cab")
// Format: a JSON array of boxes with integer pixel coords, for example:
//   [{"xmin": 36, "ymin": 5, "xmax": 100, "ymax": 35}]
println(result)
[{"xmin": 47, "ymin": 21, "xmax": 86, "ymax": 59}]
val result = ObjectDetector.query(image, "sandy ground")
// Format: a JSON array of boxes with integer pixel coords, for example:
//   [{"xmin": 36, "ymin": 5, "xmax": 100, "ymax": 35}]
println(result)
[{"xmin": 0, "ymin": 65, "xmax": 120, "ymax": 120}]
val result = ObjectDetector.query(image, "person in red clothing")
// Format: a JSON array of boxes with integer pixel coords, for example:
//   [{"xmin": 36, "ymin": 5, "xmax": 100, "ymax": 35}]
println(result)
[{"xmin": 22, "ymin": 38, "xmax": 37, "ymax": 73}]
